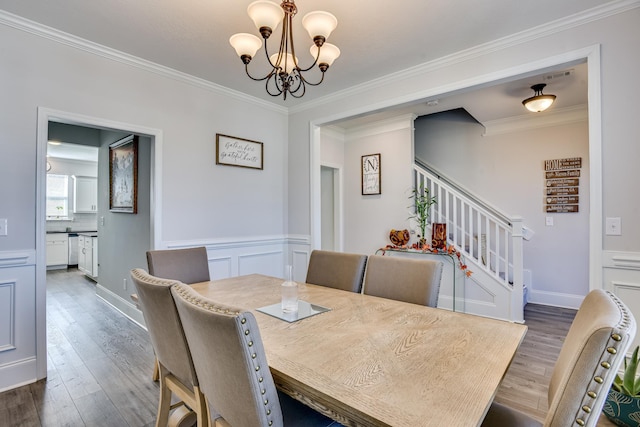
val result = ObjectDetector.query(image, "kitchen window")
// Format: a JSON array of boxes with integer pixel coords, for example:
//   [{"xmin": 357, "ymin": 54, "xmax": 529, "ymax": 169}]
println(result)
[{"xmin": 46, "ymin": 173, "xmax": 70, "ymax": 219}]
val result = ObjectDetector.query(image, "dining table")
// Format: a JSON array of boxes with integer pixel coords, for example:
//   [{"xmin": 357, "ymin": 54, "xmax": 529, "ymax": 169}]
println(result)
[{"xmin": 191, "ymin": 274, "xmax": 527, "ymax": 427}]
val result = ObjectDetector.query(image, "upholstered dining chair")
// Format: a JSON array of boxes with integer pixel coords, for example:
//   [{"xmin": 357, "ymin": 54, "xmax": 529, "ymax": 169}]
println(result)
[
  {"xmin": 305, "ymin": 250, "xmax": 368, "ymax": 293},
  {"xmin": 171, "ymin": 282, "xmax": 341, "ymax": 427},
  {"xmin": 361, "ymin": 255, "xmax": 444, "ymax": 307},
  {"xmin": 482, "ymin": 289, "xmax": 636, "ymax": 427},
  {"xmin": 146, "ymin": 246, "xmax": 210, "ymax": 285},
  {"xmin": 142, "ymin": 246, "xmax": 210, "ymax": 381},
  {"xmin": 130, "ymin": 268, "xmax": 209, "ymax": 427}
]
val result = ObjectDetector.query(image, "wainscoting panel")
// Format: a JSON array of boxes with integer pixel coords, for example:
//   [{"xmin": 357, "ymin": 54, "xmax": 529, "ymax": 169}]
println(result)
[
  {"xmin": 238, "ymin": 251, "xmax": 284, "ymax": 277},
  {"xmin": 0, "ymin": 280, "xmax": 16, "ymax": 352},
  {"xmin": 209, "ymin": 256, "xmax": 232, "ymax": 280},
  {"xmin": 0, "ymin": 250, "xmax": 37, "ymax": 392},
  {"xmin": 165, "ymin": 236, "xmax": 310, "ymax": 281},
  {"xmin": 604, "ymin": 250, "xmax": 640, "ymax": 352},
  {"xmin": 291, "ymin": 248, "xmax": 311, "ymax": 282}
]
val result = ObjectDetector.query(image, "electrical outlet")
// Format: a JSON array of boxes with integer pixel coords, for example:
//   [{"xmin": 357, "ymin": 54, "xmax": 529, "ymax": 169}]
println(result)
[
  {"xmin": 123, "ymin": 278, "xmax": 127, "ymax": 290},
  {"xmin": 545, "ymin": 217, "xmax": 553, "ymax": 226},
  {"xmin": 0, "ymin": 218, "xmax": 7, "ymax": 236}
]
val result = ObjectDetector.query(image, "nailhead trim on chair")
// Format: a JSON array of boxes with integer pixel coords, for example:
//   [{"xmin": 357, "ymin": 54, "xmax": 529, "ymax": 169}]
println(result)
[
  {"xmin": 172, "ymin": 282, "xmax": 276, "ymax": 427},
  {"xmin": 572, "ymin": 291, "xmax": 633, "ymax": 427}
]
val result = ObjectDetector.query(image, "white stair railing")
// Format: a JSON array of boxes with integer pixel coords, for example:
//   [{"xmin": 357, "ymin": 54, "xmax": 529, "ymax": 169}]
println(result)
[{"xmin": 414, "ymin": 164, "xmax": 525, "ymax": 321}]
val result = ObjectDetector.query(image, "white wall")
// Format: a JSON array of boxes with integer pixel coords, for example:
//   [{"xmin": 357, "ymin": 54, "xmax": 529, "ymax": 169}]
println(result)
[
  {"xmin": 414, "ymin": 110, "xmax": 590, "ymax": 306},
  {"xmin": 342, "ymin": 117, "xmax": 415, "ymax": 255},
  {"xmin": 0, "ymin": 17, "xmax": 288, "ymax": 391}
]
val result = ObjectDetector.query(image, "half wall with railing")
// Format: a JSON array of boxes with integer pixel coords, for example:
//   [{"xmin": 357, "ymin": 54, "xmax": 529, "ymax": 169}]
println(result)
[{"xmin": 414, "ymin": 162, "xmax": 525, "ymax": 322}]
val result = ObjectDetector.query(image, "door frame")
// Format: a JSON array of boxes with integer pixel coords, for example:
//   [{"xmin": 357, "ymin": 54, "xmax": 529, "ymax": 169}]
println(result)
[
  {"xmin": 35, "ymin": 107, "xmax": 163, "ymax": 379},
  {"xmin": 309, "ymin": 44, "xmax": 603, "ymax": 294},
  {"xmin": 320, "ymin": 163, "xmax": 344, "ymax": 251}
]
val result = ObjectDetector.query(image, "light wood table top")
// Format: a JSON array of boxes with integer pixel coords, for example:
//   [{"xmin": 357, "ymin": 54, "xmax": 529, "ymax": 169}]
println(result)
[{"xmin": 191, "ymin": 274, "xmax": 527, "ymax": 427}]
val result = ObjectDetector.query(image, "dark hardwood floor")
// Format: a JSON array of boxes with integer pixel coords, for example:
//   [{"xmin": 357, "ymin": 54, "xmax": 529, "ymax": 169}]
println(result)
[{"xmin": 0, "ymin": 269, "xmax": 615, "ymax": 426}]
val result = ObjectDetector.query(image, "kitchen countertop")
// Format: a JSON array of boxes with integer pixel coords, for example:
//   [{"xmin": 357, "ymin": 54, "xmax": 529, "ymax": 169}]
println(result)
[
  {"xmin": 78, "ymin": 232, "xmax": 98, "ymax": 237},
  {"xmin": 46, "ymin": 230, "xmax": 97, "ymax": 234}
]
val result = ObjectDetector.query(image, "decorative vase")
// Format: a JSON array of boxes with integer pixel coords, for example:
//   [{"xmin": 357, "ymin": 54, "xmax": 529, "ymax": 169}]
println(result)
[
  {"xmin": 389, "ymin": 229, "xmax": 410, "ymax": 246},
  {"xmin": 603, "ymin": 389, "xmax": 640, "ymax": 427}
]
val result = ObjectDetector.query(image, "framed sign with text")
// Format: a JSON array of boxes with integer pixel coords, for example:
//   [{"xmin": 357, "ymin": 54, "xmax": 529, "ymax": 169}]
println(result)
[
  {"xmin": 216, "ymin": 134, "xmax": 263, "ymax": 170},
  {"xmin": 361, "ymin": 153, "xmax": 381, "ymax": 195}
]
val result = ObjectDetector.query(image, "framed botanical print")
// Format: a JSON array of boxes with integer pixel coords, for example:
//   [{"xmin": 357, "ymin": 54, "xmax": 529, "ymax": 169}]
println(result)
[
  {"xmin": 361, "ymin": 153, "xmax": 381, "ymax": 195},
  {"xmin": 109, "ymin": 134, "xmax": 138, "ymax": 213}
]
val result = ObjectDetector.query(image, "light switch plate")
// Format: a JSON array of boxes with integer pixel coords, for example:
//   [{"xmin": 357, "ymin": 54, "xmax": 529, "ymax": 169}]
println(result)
[
  {"xmin": 0, "ymin": 218, "xmax": 7, "ymax": 236},
  {"xmin": 606, "ymin": 217, "xmax": 622, "ymax": 235}
]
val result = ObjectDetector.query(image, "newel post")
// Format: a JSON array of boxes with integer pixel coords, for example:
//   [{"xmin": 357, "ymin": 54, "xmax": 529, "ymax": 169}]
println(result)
[{"xmin": 510, "ymin": 216, "xmax": 524, "ymax": 323}]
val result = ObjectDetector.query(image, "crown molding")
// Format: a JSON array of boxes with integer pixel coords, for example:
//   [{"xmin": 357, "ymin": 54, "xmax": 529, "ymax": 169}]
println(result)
[
  {"xmin": 482, "ymin": 105, "xmax": 588, "ymax": 136},
  {"xmin": 0, "ymin": 10, "xmax": 287, "ymax": 116},
  {"xmin": 290, "ymin": 0, "xmax": 640, "ymax": 115}
]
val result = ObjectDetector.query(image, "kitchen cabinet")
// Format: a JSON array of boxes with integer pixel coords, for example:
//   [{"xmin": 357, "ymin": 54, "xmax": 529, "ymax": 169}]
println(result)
[
  {"xmin": 73, "ymin": 176, "xmax": 98, "ymax": 213},
  {"xmin": 46, "ymin": 233, "xmax": 69, "ymax": 267},
  {"xmin": 78, "ymin": 234, "xmax": 98, "ymax": 279}
]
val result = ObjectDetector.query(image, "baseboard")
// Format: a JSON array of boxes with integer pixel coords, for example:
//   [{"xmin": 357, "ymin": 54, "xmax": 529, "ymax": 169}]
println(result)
[
  {"xmin": 0, "ymin": 357, "xmax": 37, "ymax": 393},
  {"xmin": 527, "ymin": 289, "xmax": 583, "ymax": 309},
  {"xmin": 95, "ymin": 284, "xmax": 146, "ymax": 329}
]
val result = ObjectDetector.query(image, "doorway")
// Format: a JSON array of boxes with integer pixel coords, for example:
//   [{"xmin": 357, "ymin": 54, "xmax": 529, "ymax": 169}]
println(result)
[
  {"xmin": 320, "ymin": 165, "xmax": 342, "ymax": 251},
  {"xmin": 35, "ymin": 107, "xmax": 162, "ymax": 380},
  {"xmin": 309, "ymin": 46, "xmax": 603, "ymax": 319}
]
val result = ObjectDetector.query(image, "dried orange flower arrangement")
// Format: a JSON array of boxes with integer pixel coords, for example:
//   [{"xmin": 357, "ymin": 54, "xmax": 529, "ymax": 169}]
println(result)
[{"xmin": 380, "ymin": 242, "xmax": 473, "ymax": 277}]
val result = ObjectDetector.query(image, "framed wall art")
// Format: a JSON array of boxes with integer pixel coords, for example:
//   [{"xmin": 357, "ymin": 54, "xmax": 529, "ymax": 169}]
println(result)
[
  {"xmin": 361, "ymin": 153, "xmax": 381, "ymax": 195},
  {"xmin": 109, "ymin": 134, "xmax": 138, "ymax": 213},
  {"xmin": 216, "ymin": 133, "xmax": 263, "ymax": 170}
]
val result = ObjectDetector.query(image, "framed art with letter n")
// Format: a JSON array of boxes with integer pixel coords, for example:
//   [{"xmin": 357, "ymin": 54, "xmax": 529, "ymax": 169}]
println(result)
[{"xmin": 362, "ymin": 153, "xmax": 381, "ymax": 195}]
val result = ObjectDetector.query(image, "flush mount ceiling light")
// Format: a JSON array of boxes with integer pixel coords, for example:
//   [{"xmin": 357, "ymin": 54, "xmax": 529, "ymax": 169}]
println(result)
[
  {"xmin": 522, "ymin": 83, "xmax": 557, "ymax": 112},
  {"xmin": 229, "ymin": 0, "xmax": 340, "ymax": 100}
]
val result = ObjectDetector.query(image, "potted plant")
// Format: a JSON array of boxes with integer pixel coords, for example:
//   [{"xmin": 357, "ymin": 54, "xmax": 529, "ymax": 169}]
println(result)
[
  {"xmin": 603, "ymin": 345, "xmax": 640, "ymax": 427},
  {"xmin": 408, "ymin": 184, "xmax": 437, "ymax": 246}
]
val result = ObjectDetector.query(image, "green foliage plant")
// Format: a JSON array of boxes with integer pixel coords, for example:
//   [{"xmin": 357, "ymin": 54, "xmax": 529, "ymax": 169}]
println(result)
[
  {"xmin": 612, "ymin": 346, "xmax": 640, "ymax": 397},
  {"xmin": 408, "ymin": 184, "xmax": 437, "ymax": 242}
]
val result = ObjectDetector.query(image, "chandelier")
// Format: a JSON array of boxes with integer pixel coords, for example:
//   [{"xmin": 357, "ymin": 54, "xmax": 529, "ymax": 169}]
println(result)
[
  {"xmin": 522, "ymin": 83, "xmax": 556, "ymax": 112},
  {"xmin": 229, "ymin": 0, "xmax": 340, "ymax": 100}
]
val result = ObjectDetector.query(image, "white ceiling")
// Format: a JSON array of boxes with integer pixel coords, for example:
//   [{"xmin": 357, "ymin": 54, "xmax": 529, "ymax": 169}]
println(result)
[{"xmin": 0, "ymin": 0, "xmax": 600, "ymax": 121}]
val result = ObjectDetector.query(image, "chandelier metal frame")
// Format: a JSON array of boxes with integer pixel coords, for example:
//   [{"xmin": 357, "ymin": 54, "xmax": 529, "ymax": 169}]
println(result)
[{"xmin": 230, "ymin": 0, "xmax": 339, "ymax": 100}]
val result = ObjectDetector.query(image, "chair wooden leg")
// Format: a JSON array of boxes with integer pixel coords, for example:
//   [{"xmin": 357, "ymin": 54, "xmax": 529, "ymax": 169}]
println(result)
[
  {"xmin": 194, "ymin": 385, "xmax": 209, "ymax": 427},
  {"xmin": 153, "ymin": 356, "xmax": 159, "ymax": 382},
  {"xmin": 156, "ymin": 366, "xmax": 172, "ymax": 427}
]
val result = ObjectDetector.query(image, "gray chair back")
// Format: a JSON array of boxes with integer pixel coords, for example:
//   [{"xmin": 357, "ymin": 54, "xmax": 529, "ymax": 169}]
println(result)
[
  {"xmin": 171, "ymin": 282, "xmax": 284, "ymax": 427},
  {"xmin": 305, "ymin": 250, "xmax": 367, "ymax": 293},
  {"xmin": 146, "ymin": 246, "xmax": 210, "ymax": 284},
  {"xmin": 130, "ymin": 268, "xmax": 197, "ymax": 389},
  {"xmin": 362, "ymin": 255, "xmax": 443, "ymax": 307},
  {"xmin": 482, "ymin": 290, "xmax": 636, "ymax": 427},
  {"xmin": 544, "ymin": 289, "xmax": 636, "ymax": 427}
]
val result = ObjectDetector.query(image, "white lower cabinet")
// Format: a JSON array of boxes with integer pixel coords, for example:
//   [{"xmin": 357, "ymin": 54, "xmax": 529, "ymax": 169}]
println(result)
[
  {"xmin": 46, "ymin": 233, "xmax": 69, "ymax": 268},
  {"xmin": 78, "ymin": 234, "xmax": 98, "ymax": 279}
]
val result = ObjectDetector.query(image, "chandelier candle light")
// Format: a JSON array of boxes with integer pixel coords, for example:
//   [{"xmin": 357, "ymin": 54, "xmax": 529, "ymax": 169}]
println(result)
[{"xmin": 229, "ymin": 0, "xmax": 340, "ymax": 100}]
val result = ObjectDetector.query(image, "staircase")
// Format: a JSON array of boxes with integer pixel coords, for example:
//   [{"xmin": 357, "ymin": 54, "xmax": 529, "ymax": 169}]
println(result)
[{"xmin": 414, "ymin": 162, "xmax": 526, "ymax": 322}]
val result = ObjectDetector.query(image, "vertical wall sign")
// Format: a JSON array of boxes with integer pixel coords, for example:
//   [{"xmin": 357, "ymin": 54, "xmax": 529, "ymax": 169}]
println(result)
[
  {"xmin": 361, "ymin": 153, "xmax": 381, "ymax": 195},
  {"xmin": 544, "ymin": 157, "xmax": 581, "ymax": 213}
]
